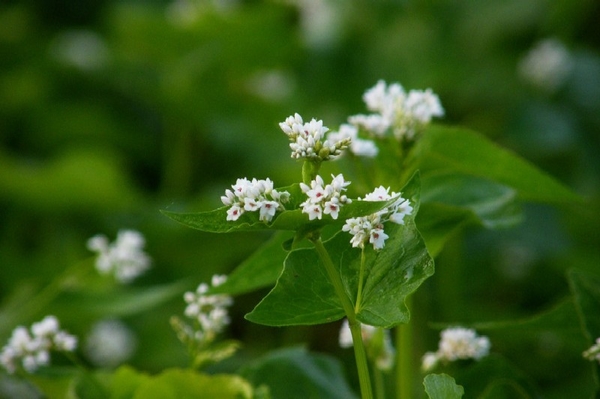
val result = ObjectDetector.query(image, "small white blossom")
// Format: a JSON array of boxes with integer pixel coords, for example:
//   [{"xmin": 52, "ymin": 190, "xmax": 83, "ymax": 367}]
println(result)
[
  {"xmin": 87, "ymin": 230, "xmax": 151, "ymax": 283},
  {"xmin": 1, "ymin": 316, "xmax": 78, "ymax": 374},
  {"xmin": 221, "ymin": 177, "xmax": 290, "ymax": 223},
  {"xmin": 85, "ymin": 319, "xmax": 137, "ymax": 368},
  {"xmin": 342, "ymin": 186, "xmax": 412, "ymax": 250},
  {"xmin": 182, "ymin": 275, "xmax": 233, "ymax": 343},
  {"xmin": 350, "ymin": 80, "xmax": 444, "ymax": 141},
  {"xmin": 583, "ymin": 337, "xmax": 600, "ymax": 364},
  {"xmin": 279, "ymin": 113, "xmax": 351, "ymax": 161},
  {"xmin": 421, "ymin": 327, "xmax": 490, "ymax": 371},
  {"xmin": 300, "ymin": 174, "xmax": 352, "ymax": 221},
  {"xmin": 339, "ymin": 319, "xmax": 395, "ymax": 371},
  {"xmin": 327, "ymin": 124, "xmax": 379, "ymax": 158}
]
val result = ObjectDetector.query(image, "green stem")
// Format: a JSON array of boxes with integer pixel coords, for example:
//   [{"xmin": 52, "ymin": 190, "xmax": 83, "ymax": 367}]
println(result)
[
  {"xmin": 374, "ymin": 364, "xmax": 386, "ymax": 399},
  {"xmin": 396, "ymin": 297, "xmax": 413, "ymax": 399},
  {"xmin": 310, "ymin": 237, "xmax": 373, "ymax": 399},
  {"xmin": 302, "ymin": 159, "xmax": 321, "ymax": 185},
  {"xmin": 355, "ymin": 248, "xmax": 367, "ymax": 313}
]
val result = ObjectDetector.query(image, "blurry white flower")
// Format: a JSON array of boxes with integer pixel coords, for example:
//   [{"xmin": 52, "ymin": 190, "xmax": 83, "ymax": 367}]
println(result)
[
  {"xmin": 519, "ymin": 38, "xmax": 573, "ymax": 92},
  {"xmin": 422, "ymin": 327, "xmax": 490, "ymax": 371},
  {"xmin": 85, "ymin": 319, "xmax": 137, "ymax": 368},
  {"xmin": 583, "ymin": 337, "xmax": 600, "ymax": 364},
  {"xmin": 87, "ymin": 229, "xmax": 151, "ymax": 283},
  {"xmin": 339, "ymin": 319, "xmax": 395, "ymax": 371},
  {"xmin": 246, "ymin": 70, "xmax": 295, "ymax": 102},
  {"xmin": 182, "ymin": 275, "xmax": 233, "ymax": 342},
  {"xmin": 50, "ymin": 30, "xmax": 109, "ymax": 70},
  {"xmin": 0, "ymin": 316, "xmax": 77, "ymax": 374},
  {"xmin": 350, "ymin": 80, "xmax": 444, "ymax": 141}
]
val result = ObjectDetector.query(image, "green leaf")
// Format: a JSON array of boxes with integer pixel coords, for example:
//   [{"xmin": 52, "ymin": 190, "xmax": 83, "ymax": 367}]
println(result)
[
  {"xmin": 210, "ymin": 232, "xmax": 292, "ymax": 296},
  {"xmin": 346, "ymin": 173, "xmax": 435, "ymax": 327},
  {"xmin": 416, "ymin": 203, "xmax": 474, "ymax": 257},
  {"xmin": 239, "ymin": 347, "xmax": 358, "ymax": 399},
  {"xmin": 423, "ymin": 373, "xmax": 464, "ymax": 399},
  {"xmin": 407, "ymin": 125, "xmax": 580, "ymax": 204},
  {"xmin": 109, "ymin": 366, "xmax": 254, "ymax": 399},
  {"xmin": 244, "ymin": 234, "xmax": 345, "ymax": 326}
]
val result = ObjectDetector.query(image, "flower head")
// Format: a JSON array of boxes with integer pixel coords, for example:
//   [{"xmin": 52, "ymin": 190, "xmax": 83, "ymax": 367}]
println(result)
[
  {"xmin": 299, "ymin": 174, "xmax": 352, "ymax": 221},
  {"xmin": 349, "ymin": 80, "xmax": 444, "ymax": 141},
  {"xmin": 221, "ymin": 177, "xmax": 290, "ymax": 223},
  {"xmin": 87, "ymin": 229, "xmax": 151, "ymax": 283},
  {"xmin": 85, "ymin": 319, "xmax": 137, "ymax": 368},
  {"xmin": 583, "ymin": 337, "xmax": 600, "ymax": 364},
  {"xmin": 279, "ymin": 113, "xmax": 351, "ymax": 161},
  {"xmin": 327, "ymin": 124, "xmax": 379, "ymax": 158},
  {"xmin": 421, "ymin": 327, "xmax": 490, "ymax": 372},
  {"xmin": 342, "ymin": 186, "xmax": 412, "ymax": 250},
  {"xmin": 1, "ymin": 316, "xmax": 77, "ymax": 374}
]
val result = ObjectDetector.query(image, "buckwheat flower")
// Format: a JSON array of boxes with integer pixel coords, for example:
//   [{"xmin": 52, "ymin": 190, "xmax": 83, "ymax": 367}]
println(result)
[
  {"xmin": 183, "ymin": 275, "xmax": 233, "ymax": 341},
  {"xmin": 221, "ymin": 177, "xmax": 289, "ymax": 223},
  {"xmin": 1, "ymin": 316, "xmax": 78, "ymax": 374},
  {"xmin": 342, "ymin": 186, "xmax": 412, "ymax": 250},
  {"xmin": 350, "ymin": 80, "xmax": 444, "ymax": 141},
  {"xmin": 583, "ymin": 337, "xmax": 600, "ymax": 363},
  {"xmin": 87, "ymin": 229, "xmax": 151, "ymax": 284},
  {"xmin": 85, "ymin": 319, "xmax": 137, "ymax": 368},
  {"xmin": 300, "ymin": 174, "xmax": 351, "ymax": 221},
  {"xmin": 279, "ymin": 113, "xmax": 351, "ymax": 161},
  {"xmin": 421, "ymin": 327, "xmax": 490, "ymax": 371},
  {"xmin": 327, "ymin": 124, "xmax": 379, "ymax": 158},
  {"xmin": 339, "ymin": 319, "xmax": 396, "ymax": 371}
]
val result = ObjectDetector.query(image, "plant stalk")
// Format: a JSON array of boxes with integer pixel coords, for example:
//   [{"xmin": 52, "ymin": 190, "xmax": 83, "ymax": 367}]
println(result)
[
  {"xmin": 311, "ymin": 237, "xmax": 373, "ymax": 399},
  {"xmin": 396, "ymin": 296, "xmax": 413, "ymax": 399}
]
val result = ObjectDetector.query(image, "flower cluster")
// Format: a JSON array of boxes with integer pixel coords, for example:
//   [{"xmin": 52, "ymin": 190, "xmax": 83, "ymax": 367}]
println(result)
[
  {"xmin": 85, "ymin": 319, "xmax": 137, "ymax": 368},
  {"xmin": 300, "ymin": 174, "xmax": 352, "ymax": 220},
  {"xmin": 1, "ymin": 316, "xmax": 77, "ymax": 374},
  {"xmin": 342, "ymin": 186, "xmax": 413, "ymax": 250},
  {"xmin": 583, "ymin": 337, "xmax": 600, "ymax": 364},
  {"xmin": 421, "ymin": 327, "xmax": 491, "ymax": 372},
  {"xmin": 181, "ymin": 275, "xmax": 234, "ymax": 343},
  {"xmin": 221, "ymin": 177, "xmax": 290, "ymax": 222},
  {"xmin": 327, "ymin": 123, "xmax": 379, "ymax": 158},
  {"xmin": 87, "ymin": 229, "xmax": 151, "ymax": 284},
  {"xmin": 339, "ymin": 319, "xmax": 395, "ymax": 371},
  {"xmin": 349, "ymin": 80, "xmax": 444, "ymax": 141},
  {"xmin": 279, "ymin": 113, "xmax": 351, "ymax": 161},
  {"xmin": 518, "ymin": 38, "xmax": 573, "ymax": 92}
]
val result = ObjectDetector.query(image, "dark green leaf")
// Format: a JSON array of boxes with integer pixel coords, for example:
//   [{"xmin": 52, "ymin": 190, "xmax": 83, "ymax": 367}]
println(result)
[
  {"xmin": 239, "ymin": 347, "xmax": 358, "ymax": 399},
  {"xmin": 423, "ymin": 373, "xmax": 464, "ymax": 399},
  {"xmin": 406, "ymin": 125, "xmax": 580, "ymax": 204}
]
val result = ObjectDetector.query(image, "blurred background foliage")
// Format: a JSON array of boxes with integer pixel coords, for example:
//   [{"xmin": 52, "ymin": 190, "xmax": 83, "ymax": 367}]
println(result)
[{"xmin": 1, "ymin": 0, "xmax": 600, "ymax": 397}]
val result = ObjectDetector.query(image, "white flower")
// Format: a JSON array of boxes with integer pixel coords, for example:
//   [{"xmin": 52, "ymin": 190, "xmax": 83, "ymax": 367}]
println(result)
[
  {"xmin": 327, "ymin": 124, "xmax": 379, "ymax": 158},
  {"xmin": 300, "ymin": 174, "xmax": 352, "ymax": 221},
  {"xmin": 222, "ymin": 178, "xmax": 289, "ymax": 223},
  {"xmin": 350, "ymin": 80, "xmax": 444, "ymax": 141},
  {"xmin": 87, "ymin": 229, "xmax": 151, "ymax": 284},
  {"xmin": 342, "ymin": 186, "xmax": 412, "ymax": 250},
  {"xmin": 85, "ymin": 319, "xmax": 136, "ymax": 368},
  {"xmin": 279, "ymin": 113, "xmax": 351, "ymax": 161},
  {"xmin": 421, "ymin": 327, "xmax": 491, "ymax": 371},
  {"xmin": 182, "ymin": 275, "xmax": 234, "ymax": 343},
  {"xmin": 1, "ymin": 316, "xmax": 77, "ymax": 374},
  {"xmin": 583, "ymin": 337, "xmax": 600, "ymax": 363}
]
